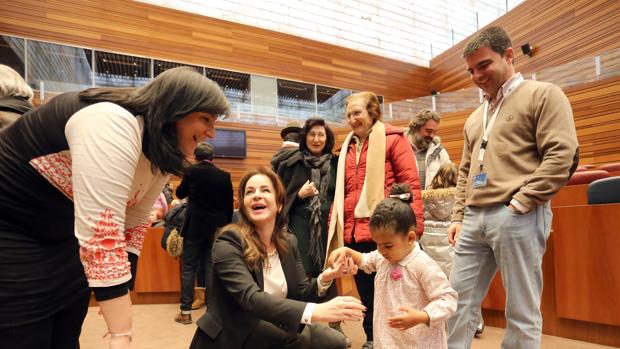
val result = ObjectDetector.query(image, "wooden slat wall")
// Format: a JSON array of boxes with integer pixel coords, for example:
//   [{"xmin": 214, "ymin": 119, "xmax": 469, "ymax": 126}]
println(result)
[
  {"xmin": 0, "ymin": 0, "xmax": 430, "ymax": 102},
  {"xmin": 568, "ymin": 76, "xmax": 620, "ymax": 165},
  {"xmin": 429, "ymin": 0, "xmax": 620, "ymax": 93},
  {"xmin": 165, "ymin": 122, "xmax": 284, "ymax": 195},
  {"xmin": 382, "ymin": 76, "xmax": 620, "ymax": 168}
]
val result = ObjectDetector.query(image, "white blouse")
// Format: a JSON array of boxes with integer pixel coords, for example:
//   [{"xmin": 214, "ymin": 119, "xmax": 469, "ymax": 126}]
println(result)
[
  {"xmin": 31, "ymin": 102, "xmax": 170, "ymax": 288},
  {"xmin": 263, "ymin": 249, "xmax": 287, "ymax": 298},
  {"xmin": 262, "ymin": 248, "xmax": 333, "ymax": 324}
]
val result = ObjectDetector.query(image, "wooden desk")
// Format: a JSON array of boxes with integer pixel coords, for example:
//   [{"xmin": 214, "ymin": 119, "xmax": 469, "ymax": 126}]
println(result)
[
  {"xmin": 553, "ymin": 204, "xmax": 620, "ymax": 326},
  {"xmin": 479, "ymin": 203, "xmax": 620, "ymax": 347},
  {"xmin": 132, "ymin": 227, "xmax": 181, "ymax": 304},
  {"xmin": 552, "ymin": 184, "xmax": 589, "ymax": 207}
]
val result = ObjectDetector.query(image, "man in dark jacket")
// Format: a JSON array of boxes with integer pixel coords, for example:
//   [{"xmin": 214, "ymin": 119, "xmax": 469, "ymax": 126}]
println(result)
[
  {"xmin": 174, "ymin": 142, "xmax": 233, "ymax": 324},
  {"xmin": 270, "ymin": 121, "xmax": 301, "ymax": 172}
]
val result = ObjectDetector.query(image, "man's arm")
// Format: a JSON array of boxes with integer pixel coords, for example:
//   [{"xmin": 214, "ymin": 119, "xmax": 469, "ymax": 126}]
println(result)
[
  {"xmin": 511, "ymin": 84, "xmax": 578, "ymax": 209},
  {"xmin": 449, "ymin": 128, "xmax": 472, "ymax": 245},
  {"xmin": 175, "ymin": 169, "xmax": 191, "ymax": 199},
  {"xmin": 451, "ymin": 129, "xmax": 472, "ymax": 223}
]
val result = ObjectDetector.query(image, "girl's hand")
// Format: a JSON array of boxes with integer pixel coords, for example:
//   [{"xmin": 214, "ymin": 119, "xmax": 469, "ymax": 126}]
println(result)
[
  {"xmin": 321, "ymin": 255, "xmax": 358, "ymax": 282},
  {"xmin": 298, "ymin": 180, "xmax": 318, "ymax": 199},
  {"xmin": 388, "ymin": 306, "xmax": 430, "ymax": 330},
  {"xmin": 327, "ymin": 247, "xmax": 349, "ymax": 267}
]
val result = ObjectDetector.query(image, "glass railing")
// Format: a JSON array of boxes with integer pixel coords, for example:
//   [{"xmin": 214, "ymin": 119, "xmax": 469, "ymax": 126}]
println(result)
[
  {"xmin": 2, "ymin": 33, "xmax": 619, "ymax": 126},
  {"xmin": 386, "ymin": 46, "xmax": 620, "ymax": 121}
]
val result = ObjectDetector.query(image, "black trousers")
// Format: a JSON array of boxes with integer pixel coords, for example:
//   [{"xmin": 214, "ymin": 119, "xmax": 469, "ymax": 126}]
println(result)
[
  {"xmin": 0, "ymin": 289, "xmax": 89, "ymax": 349},
  {"xmin": 180, "ymin": 237, "xmax": 212, "ymax": 310},
  {"xmin": 347, "ymin": 240, "xmax": 376, "ymax": 341},
  {"xmin": 244, "ymin": 322, "xmax": 346, "ymax": 349}
]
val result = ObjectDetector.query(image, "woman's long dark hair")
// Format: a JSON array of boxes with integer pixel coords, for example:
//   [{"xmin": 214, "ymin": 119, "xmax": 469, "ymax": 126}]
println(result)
[
  {"xmin": 78, "ymin": 67, "xmax": 230, "ymax": 176},
  {"xmin": 298, "ymin": 117, "xmax": 335, "ymax": 155}
]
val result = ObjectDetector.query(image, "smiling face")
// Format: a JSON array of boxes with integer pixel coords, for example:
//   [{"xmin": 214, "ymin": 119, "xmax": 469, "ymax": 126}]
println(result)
[
  {"xmin": 466, "ymin": 46, "xmax": 515, "ymax": 100},
  {"xmin": 371, "ymin": 227, "xmax": 416, "ymax": 264},
  {"xmin": 305, "ymin": 125, "xmax": 327, "ymax": 156},
  {"xmin": 415, "ymin": 119, "xmax": 439, "ymax": 149},
  {"xmin": 242, "ymin": 174, "xmax": 281, "ymax": 230},
  {"xmin": 346, "ymin": 99, "xmax": 375, "ymax": 138},
  {"xmin": 175, "ymin": 111, "xmax": 216, "ymax": 158}
]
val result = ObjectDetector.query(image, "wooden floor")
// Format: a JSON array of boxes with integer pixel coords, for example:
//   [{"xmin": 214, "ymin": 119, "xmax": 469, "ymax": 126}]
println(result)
[{"xmin": 80, "ymin": 304, "xmax": 618, "ymax": 349}]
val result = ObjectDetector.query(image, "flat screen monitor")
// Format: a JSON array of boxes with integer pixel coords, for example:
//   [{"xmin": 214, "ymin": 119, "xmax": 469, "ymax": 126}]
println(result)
[{"xmin": 211, "ymin": 128, "xmax": 246, "ymax": 159}]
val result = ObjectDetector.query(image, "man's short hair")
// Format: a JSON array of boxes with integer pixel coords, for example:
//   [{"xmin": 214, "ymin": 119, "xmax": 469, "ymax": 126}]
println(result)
[
  {"xmin": 462, "ymin": 26, "xmax": 512, "ymax": 58},
  {"xmin": 194, "ymin": 142, "xmax": 214, "ymax": 161},
  {"xmin": 409, "ymin": 109, "xmax": 441, "ymax": 132}
]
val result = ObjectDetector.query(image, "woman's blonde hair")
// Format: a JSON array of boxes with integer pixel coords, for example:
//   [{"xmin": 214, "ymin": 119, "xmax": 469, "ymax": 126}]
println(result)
[
  {"xmin": 218, "ymin": 166, "xmax": 289, "ymax": 271},
  {"xmin": 429, "ymin": 162, "xmax": 458, "ymax": 189},
  {"xmin": 346, "ymin": 91, "xmax": 382, "ymax": 122}
]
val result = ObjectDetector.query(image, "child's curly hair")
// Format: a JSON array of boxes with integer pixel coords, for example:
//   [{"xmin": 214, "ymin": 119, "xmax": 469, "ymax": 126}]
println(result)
[{"xmin": 369, "ymin": 183, "xmax": 416, "ymax": 236}]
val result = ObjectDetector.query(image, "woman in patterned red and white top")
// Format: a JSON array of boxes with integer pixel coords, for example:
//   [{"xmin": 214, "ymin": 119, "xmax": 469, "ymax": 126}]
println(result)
[{"xmin": 0, "ymin": 67, "xmax": 230, "ymax": 349}]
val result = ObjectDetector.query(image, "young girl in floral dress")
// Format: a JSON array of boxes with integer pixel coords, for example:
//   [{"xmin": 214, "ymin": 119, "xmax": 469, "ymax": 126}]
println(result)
[{"xmin": 329, "ymin": 183, "xmax": 457, "ymax": 349}]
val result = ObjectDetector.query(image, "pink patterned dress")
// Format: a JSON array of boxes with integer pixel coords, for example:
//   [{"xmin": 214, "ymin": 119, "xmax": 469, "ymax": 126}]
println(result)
[{"xmin": 360, "ymin": 243, "xmax": 458, "ymax": 349}]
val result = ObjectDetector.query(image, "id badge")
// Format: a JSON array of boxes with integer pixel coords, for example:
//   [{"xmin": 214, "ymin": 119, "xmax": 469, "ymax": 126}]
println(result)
[{"xmin": 472, "ymin": 172, "xmax": 488, "ymax": 188}]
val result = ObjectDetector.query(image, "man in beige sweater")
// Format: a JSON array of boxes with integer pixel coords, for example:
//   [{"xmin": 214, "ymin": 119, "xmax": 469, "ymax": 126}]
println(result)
[{"xmin": 447, "ymin": 26, "xmax": 578, "ymax": 349}]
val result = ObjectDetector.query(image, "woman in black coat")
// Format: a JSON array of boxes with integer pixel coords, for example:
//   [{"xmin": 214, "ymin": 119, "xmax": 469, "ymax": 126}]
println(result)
[
  {"xmin": 189, "ymin": 167, "xmax": 364, "ymax": 349},
  {"xmin": 275, "ymin": 118, "xmax": 337, "ymax": 277}
]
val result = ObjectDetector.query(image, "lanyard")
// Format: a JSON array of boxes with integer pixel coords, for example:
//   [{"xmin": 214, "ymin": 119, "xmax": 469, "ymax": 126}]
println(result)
[{"xmin": 478, "ymin": 75, "xmax": 524, "ymax": 170}]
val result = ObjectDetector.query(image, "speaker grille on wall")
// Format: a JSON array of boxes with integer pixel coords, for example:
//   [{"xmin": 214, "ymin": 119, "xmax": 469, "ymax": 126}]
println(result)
[{"xmin": 521, "ymin": 43, "xmax": 533, "ymax": 57}]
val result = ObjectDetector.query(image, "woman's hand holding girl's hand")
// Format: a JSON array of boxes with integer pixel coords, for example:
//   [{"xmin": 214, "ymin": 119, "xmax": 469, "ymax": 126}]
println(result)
[
  {"xmin": 322, "ymin": 256, "xmax": 358, "ymax": 281},
  {"xmin": 388, "ymin": 306, "xmax": 430, "ymax": 330},
  {"xmin": 312, "ymin": 296, "xmax": 366, "ymax": 323},
  {"xmin": 298, "ymin": 180, "xmax": 318, "ymax": 199}
]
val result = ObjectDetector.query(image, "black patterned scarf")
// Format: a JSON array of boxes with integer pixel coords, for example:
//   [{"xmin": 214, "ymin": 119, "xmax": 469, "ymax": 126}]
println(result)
[{"xmin": 302, "ymin": 151, "xmax": 333, "ymax": 267}]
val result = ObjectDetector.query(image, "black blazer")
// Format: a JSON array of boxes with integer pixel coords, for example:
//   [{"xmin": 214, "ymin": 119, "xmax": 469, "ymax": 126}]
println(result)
[
  {"xmin": 176, "ymin": 161, "xmax": 233, "ymax": 241},
  {"xmin": 190, "ymin": 230, "xmax": 325, "ymax": 349}
]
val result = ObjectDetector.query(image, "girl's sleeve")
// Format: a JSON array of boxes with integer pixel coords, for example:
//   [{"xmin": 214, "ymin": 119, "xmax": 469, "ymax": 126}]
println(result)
[
  {"xmin": 359, "ymin": 250, "xmax": 380, "ymax": 274},
  {"xmin": 65, "ymin": 102, "xmax": 146, "ymax": 300},
  {"xmin": 417, "ymin": 257, "xmax": 458, "ymax": 328}
]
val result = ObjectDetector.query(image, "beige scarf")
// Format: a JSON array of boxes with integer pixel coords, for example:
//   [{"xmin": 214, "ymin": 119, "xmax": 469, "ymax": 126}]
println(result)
[{"xmin": 326, "ymin": 121, "xmax": 386, "ymax": 264}]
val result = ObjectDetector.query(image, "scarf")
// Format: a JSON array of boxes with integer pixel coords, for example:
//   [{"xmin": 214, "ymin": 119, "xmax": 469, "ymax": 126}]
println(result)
[
  {"xmin": 302, "ymin": 151, "xmax": 332, "ymax": 267},
  {"xmin": 327, "ymin": 121, "xmax": 386, "ymax": 264}
]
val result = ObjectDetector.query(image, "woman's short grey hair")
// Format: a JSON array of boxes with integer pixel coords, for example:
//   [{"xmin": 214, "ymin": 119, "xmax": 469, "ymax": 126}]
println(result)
[{"xmin": 0, "ymin": 64, "xmax": 34, "ymax": 100}]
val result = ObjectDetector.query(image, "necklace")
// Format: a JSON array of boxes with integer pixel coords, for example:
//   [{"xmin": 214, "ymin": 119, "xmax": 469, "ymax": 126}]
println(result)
[{"xmin": 264, "ymin": 249, "xmax": 278, "ymax": 275}]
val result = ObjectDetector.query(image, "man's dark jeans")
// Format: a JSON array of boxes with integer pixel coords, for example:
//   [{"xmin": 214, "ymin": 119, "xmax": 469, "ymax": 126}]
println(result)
[{"xmin": 180, "ymin": 237, "xmax": 212, "ymax": 311}]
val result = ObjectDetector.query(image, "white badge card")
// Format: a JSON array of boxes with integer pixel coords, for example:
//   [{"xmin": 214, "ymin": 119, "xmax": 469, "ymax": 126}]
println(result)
[{"xmin": 472, "ymin": 172, "xmax": 488, "ymax": 188}]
